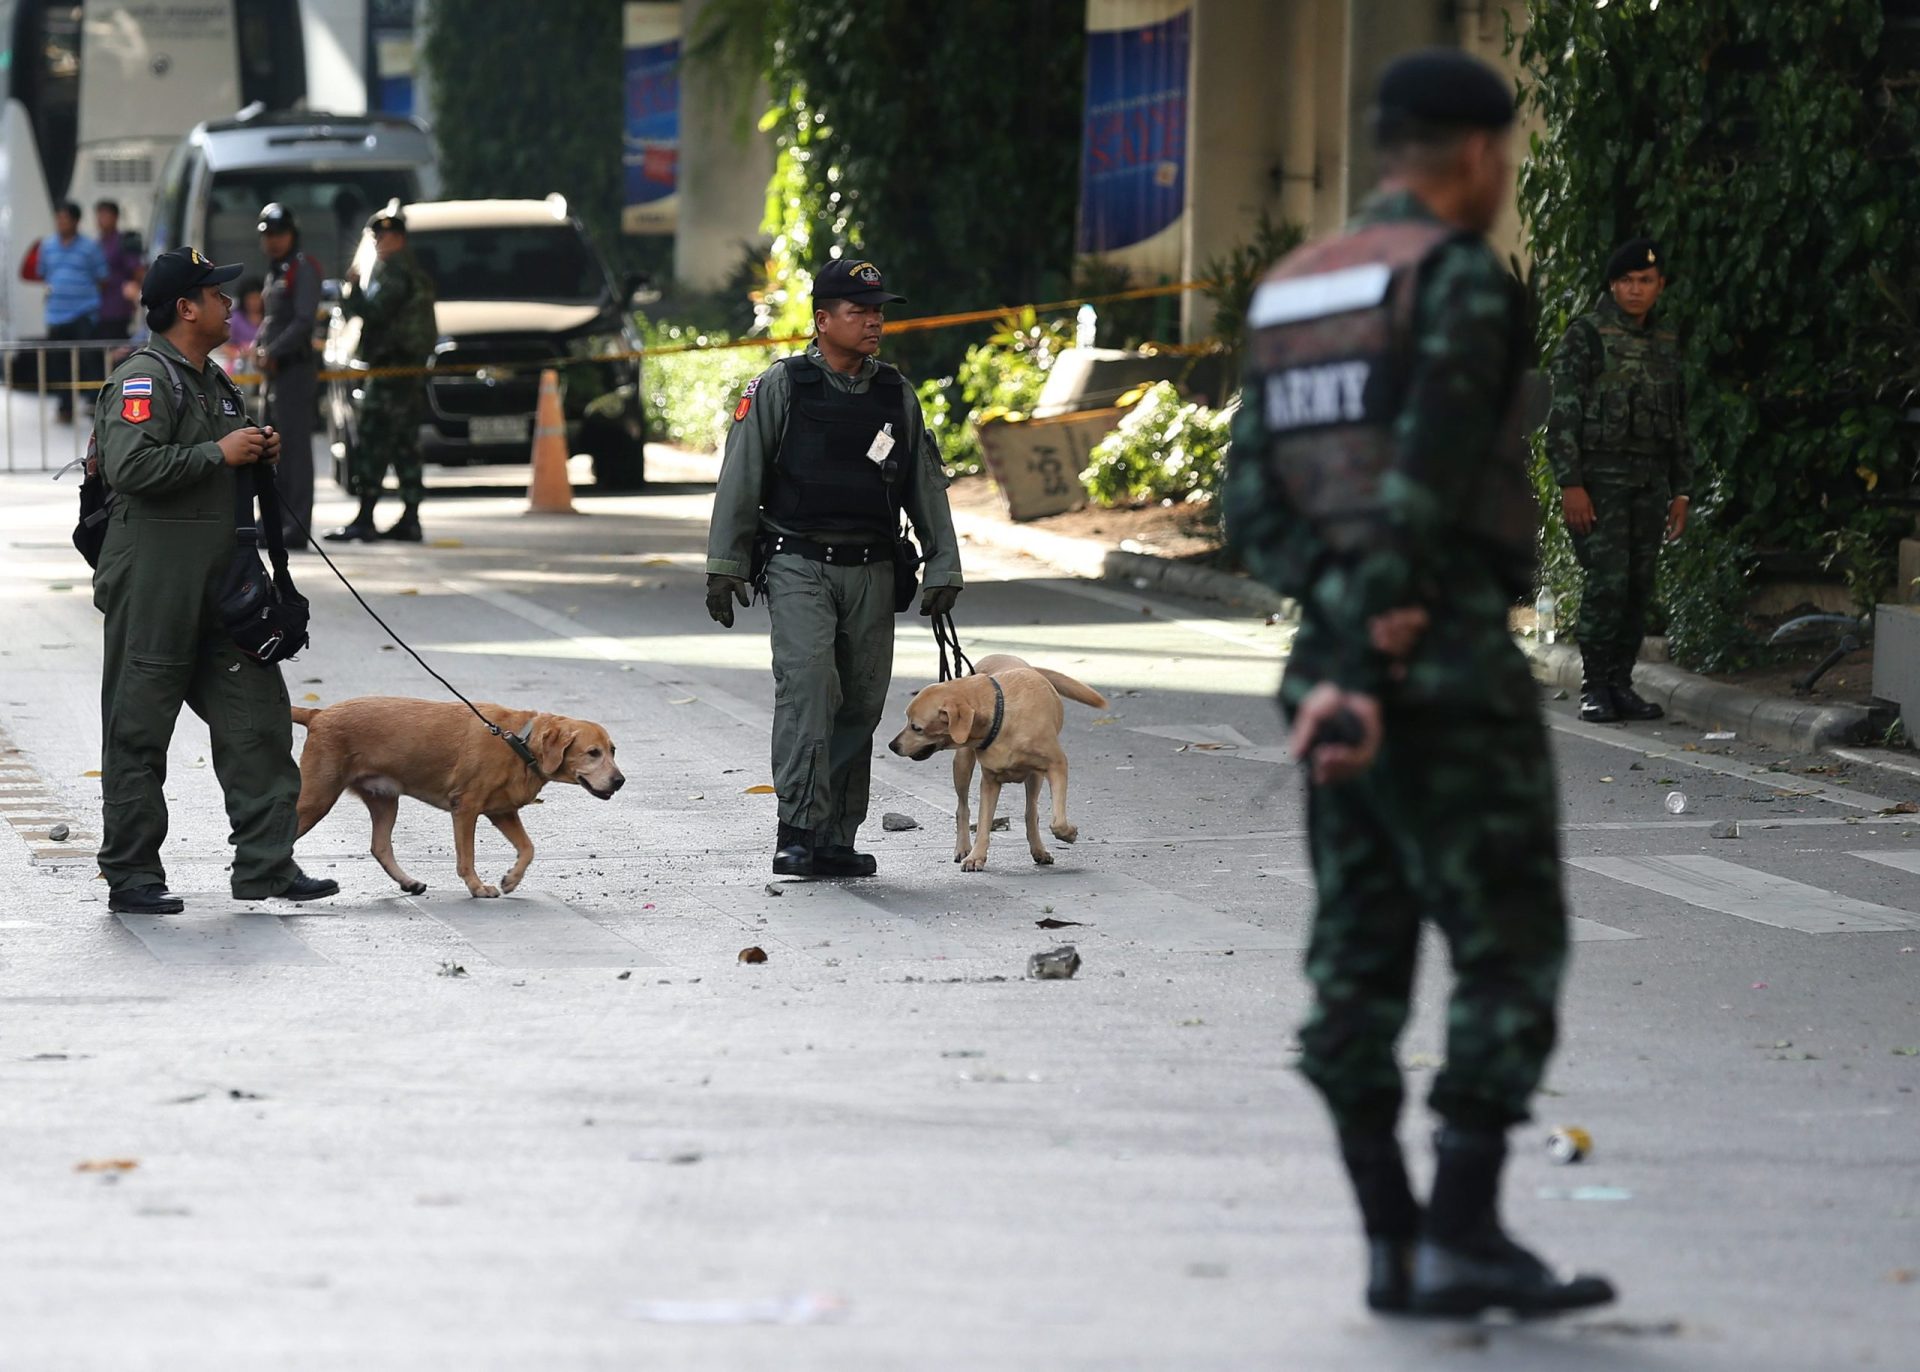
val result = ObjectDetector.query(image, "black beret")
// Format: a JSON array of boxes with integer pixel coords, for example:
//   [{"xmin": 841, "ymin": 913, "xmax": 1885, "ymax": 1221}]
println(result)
[
  {"xmin": 1375, "ymin": 48, "xmax": 1515, "ymax": 132},
  {"xmin": 1606, "ymin": 237, "xmax": 1665, "ymax": 281}
]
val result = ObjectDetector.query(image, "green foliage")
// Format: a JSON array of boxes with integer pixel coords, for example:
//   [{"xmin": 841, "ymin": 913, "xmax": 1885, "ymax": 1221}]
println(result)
[
  {"xmin": 1200, "ymin": 211, "xmax": 1306, "ymax": 375},
  {"xmin": 919, "ymin": 308, "xmax": 1078, "ymax": 478},
  {"xmin": 1518, "ymin": 0, "xmax": 1920, "ymax": 669},
  {"xmin": 636, "ymin": 319, "xmax": 770, "ymax": 454},
  {"xmin": 1081, "ymin": 382, "xmax": 1231, "ymax": 509},
  {"xmin": 419, "ymin": 2, "xmax": 641, "ymax": 275}
]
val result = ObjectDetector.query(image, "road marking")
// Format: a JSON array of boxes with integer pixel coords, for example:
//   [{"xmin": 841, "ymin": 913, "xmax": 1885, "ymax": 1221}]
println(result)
[
  {"xmin": 1568, "ymin": 855, "xmax": 1920, "ymax": 934},
  {"xmin": 1028, "ymin": 576, "xmax": 1284, "ymax": 653},
  {"xmin": 1846, "ymin": 850, "xmax": 1920, "ymax": 882},
  {"xmin": 1831, "ymin": 747, "xmax": 1920, "ymax": 784},
  {"xmin": 1259, "ymin": 866, "xmax": 1638, "ymax": 942},
  {"xmin": 1546, "ymin": 714, "xmax": 1903, "ymax": 812},
  {"xmin": 115, "ymin": 913, "xmax": 332, "ymax": 966},
  {"xmin": 404, "ymin": 891, "xmax": 663, "ymax": 969},
  {"xmin": 1127, "ymin": 723, "xmax": 1257, "ymax": 748}
]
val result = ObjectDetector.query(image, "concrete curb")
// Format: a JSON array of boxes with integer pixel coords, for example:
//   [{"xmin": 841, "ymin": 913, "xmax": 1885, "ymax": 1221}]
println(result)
[
  {"xmin": 1521, "ymin": 640, "xmax": 1881, "ymax": 753},
  {"xmin": 950, "ymin": 509, "xmax": 1292, "ymax": 617}
]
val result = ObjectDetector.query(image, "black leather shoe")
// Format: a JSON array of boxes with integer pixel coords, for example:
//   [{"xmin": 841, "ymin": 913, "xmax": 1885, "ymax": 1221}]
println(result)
[
  {"xmin": 1367, "ymin": 1237, "xmax": 1416, "ymax": 1314},
  {"xmin": 814, "ymin": 844, "xmax": 877, "ymax": 878},
  {"xmin": 1409, "ymin": 1227, "xmax": 1615, "ymax": 1319},
  {"xmin": 238, "ymin": 872, "xmax": 339, "ymax": 902},
  {"xmin": 1578, "ymin": 687, "xmax": 1619, "ymax": 723},
  {"xmin": 379, "ymin": 513, "xmax": 423, "ymax": 542},
  {"xmin": 108, "ymin": 884, "xmax": 183, "ymax": 915},
  {"xmin": 323, "ymin": 520, "xmax": 377, "ymax": 543},
  {"xmin": 1612, "ymin": 682, "xmax": 1664, "ymax": 720},
  {"xmin": 772, "ymin": 821, "xmax": 814, "ymax": 877}
]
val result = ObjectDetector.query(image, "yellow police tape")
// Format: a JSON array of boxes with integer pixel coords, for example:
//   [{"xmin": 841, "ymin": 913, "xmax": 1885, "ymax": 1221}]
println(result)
[{"xmin": 43, "ymin": 278, "xmax": 1210, "ymax": 392}]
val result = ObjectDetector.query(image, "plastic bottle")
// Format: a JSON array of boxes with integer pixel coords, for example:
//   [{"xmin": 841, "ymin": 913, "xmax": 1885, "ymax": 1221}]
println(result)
[
  {"xmin": 1534, "ymin": 589, "xmax": 1557, "ymax": 644},
  {"xmin": 1076, "ymin": 303, "xmax": 1098, "ymax": 348}
]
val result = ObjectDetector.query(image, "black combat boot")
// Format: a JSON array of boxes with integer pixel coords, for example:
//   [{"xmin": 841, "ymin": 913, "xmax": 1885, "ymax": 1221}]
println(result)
[
  {"xmin": 1338, "ymin": 1130, "xmax": 1422, "ymax": 1313},
  {"xmin": 380, "ymin": 505, "xmax": 423, "ymax": 542},
  {"xmin": 108, "ymin": 884, "xmax": 184, "ymax": 915},
  {"xmin": 324, "ymin": 494, "xmax": 381, "ymax": 543},
  {"xmin": 1409, "ymin": 1126, "xmax": 1616, "ymax": 1319},
  {"xmin": 813, "ymin": 843, "xmax": 878, "ymax": 878},
  {"xmin": 1610, "ymin": 661, "xmax": 1664, "ymax": 720},
  {"xmin": 772, "ymin": 821, "xmax": 814, "ymax": 877},
  {"xmin": 1578, "ymin": 647, "xmax": 1618, "ymax": 723}
]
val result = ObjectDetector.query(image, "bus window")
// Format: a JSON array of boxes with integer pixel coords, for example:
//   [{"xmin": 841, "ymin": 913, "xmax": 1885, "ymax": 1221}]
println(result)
[
  {"xmin": 204, "ymin": 169, "xmax": 419, "ymax": 283},
  {"xmin": 149, "ymin": 138, "xmax": 192, "ymax": 257},
  {"xmin": 237, "ymin": 0, "xmax": 306, "ymax": 111}
]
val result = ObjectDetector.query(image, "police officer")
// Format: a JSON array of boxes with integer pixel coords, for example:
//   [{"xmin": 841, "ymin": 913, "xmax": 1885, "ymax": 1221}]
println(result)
[
  {"xmin": 326, "ymin": 203, "xmax": 437, "ymax": 543},
  {"xmin": 1224, "ymin": 51, "xmax": 1613, "ymax": 1317},
  {"xmin": 1545, "ymin": 239, "xmax": 1691, "ymax": 722},
  {"xmin": 704, "ymin": 258, "xmax": 963, "ymax": 878},
  {"xmin": 254, "ymin": 203, "xmax": 322, "ymax": 550},
  {"xmin": 92, "ymin": 247, "xmax": 338, "ymax": 914}
]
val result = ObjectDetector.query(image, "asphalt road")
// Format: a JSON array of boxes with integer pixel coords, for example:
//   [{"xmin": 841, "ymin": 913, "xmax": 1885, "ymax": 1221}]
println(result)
[{"xmin": 0, "ymin": 461, "xmax": 1915, "ymax": 1370}]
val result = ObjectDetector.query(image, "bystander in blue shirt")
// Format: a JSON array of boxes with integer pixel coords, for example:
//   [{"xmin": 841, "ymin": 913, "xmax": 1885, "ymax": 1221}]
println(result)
[{"xmin": 38, "ymin": 232, "xmax": 108, "ymax": 330}]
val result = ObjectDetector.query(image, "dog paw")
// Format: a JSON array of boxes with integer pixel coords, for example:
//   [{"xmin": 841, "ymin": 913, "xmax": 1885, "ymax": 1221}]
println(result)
[
  {"xmin": 1030, "ymin": 849, "xmax": 1054, "ymax": 866},
  {"xmin": 961, "ymin": 854, "xmax": 988, "ymax": 872},
  {"xmin": 402, "ymin": 880, "xmax": 426, "ymax": 895},
  {"xmin": 1051, "ymin": 824, "xmax": 1078, "ymax": 844},
  {"xmin": 500, "ymin": 873, "xmax": 521, "ymax": 895},
  {"xmin": 953, "ymin": 850, "xmax": 967, "ymax": 864},
  {"xmin": 470, "ymin": 884, "xmax": 500, "ymax": 899}
]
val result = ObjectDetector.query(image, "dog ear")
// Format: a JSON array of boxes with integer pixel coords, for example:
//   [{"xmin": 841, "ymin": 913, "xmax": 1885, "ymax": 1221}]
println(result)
[
  {"xmin": 530, "ymin": 717, "xmax": 574, "ymax": 776},
  {"xmin": 947, "ymin": 701, "xmax": 977, "ymax": 746}
]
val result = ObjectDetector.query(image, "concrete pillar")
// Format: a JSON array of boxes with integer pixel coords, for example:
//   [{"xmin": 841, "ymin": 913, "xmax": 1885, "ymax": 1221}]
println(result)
[
  {"xmin": 672, "ymin": 0, "xmax": 775, "ymax": 291},
  {"xmin": 1343, "ymin": 0, "xmax": 1451, "ymax": 211}
]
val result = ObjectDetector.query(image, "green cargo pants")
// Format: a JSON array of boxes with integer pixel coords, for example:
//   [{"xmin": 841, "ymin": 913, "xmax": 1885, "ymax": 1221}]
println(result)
[
  {"xmin": 765, "ymin": 552, "xmax": 895, "ymax": 846},
  {"xmin": 1571, "ymin": 477, "xmax": 1667, "ymax": 682},
  {"xmin": 348, "ymin": 375, "xmax": 426, "ymax": 504},
  {"xmin": 1297, "ymin": 706, "xmax": 1569, "ymax": 1134},
  {"xmin": 93, "ymin": 505, "xmax": 303, "ymax": 898}
]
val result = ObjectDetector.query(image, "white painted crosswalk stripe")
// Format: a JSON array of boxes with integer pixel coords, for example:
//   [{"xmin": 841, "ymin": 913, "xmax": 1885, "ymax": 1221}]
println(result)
[
  {"xmin": 1569, "ymin": 855, "xmax": 1920, "ymax": 934},
  {"xmin": 116, "ymin": 912, "xmax": 331, "ymax": 966}
]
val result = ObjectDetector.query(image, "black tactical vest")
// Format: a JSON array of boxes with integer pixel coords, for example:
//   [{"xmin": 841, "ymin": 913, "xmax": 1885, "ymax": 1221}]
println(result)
[{"xmin": 766, "ymin": 357, "xmax": 907, "ymax": 537}]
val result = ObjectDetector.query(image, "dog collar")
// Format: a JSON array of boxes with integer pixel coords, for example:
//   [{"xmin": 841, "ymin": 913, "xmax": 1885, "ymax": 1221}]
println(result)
[
  {"xmin": 500, "ymin": 718, "xmax": 547, "ymax": 777},
  {"xmin": 977, "ymin": 677, "xmax": 1005, "ymax": 751}
]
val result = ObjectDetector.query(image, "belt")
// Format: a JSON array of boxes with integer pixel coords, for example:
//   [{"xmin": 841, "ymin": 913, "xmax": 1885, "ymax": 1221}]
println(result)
[{"xmin": 764, "ymin": 532, "xmax": 893, "ymax": 566}]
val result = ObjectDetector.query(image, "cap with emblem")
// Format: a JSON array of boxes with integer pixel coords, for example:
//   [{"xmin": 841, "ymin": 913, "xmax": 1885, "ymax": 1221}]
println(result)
[
  {"xmin": 257, "ymin": 202, "xmax": 296, "ymax": 234},
  {"xmin": 1373, "ymin": 48, "xmax": 1516, "ymax": 140},
  {"xmin": 367, "ymin": 200, "xmax": 408, "ymax": 235},
  {"xmin": 139, "ymin": 246, "xmax": 244, "ymax": 308},
  {"xmin": 1606, "ymin": 237, "xmax": 1665, "ymax": 282},
  {"xmin": 813, "ymin": 258, "xmax": 905, "ymax": 306}
]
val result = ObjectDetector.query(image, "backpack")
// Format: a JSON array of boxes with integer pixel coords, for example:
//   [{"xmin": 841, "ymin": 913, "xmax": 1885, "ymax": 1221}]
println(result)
[{"xmin": 69, "ymin": 348, "xmax": 187, "ymax": 568}]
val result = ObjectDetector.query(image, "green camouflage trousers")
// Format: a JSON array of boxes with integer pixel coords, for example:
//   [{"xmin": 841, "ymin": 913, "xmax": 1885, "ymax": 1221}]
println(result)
[
  {"xmin": 1571, "ymin": 477, "xmax": 1666, "ymax": 681},
  {"xmin": 1297, "ymin": 707, "xmax": 1569, "ymax": 1133},
  {"xmin": 348, "ymin": 375, "xmax": 426, "ymax": 503}
]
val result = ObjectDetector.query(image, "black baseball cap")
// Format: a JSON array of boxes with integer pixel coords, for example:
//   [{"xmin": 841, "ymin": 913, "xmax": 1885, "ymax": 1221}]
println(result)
[
  {"xmin": 257, "ymin": 202, "xmax": 296, "ymax": 234},
  {"xmin": 139, "ymin": 246, "xmax": 244, "ymax": 308},
  {"xmin": 813, "ymin": 258, "xmax": 904, "ymax": 306}
]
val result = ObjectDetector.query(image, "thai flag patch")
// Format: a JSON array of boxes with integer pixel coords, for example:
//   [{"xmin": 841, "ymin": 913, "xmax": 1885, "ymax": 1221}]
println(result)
[{"xmin": 122, "ymin": 377, "xmax": 153, "ymax": 398}]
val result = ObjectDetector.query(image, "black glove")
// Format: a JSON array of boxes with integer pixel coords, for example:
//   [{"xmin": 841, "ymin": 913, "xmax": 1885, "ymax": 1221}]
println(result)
[
  {"xmin": 920, "ymin": 585, "xmax": 960, "ymax": 618},
  {"xmin": 706, "ymin": 573, "xmax": 750, "ymax": 627}
]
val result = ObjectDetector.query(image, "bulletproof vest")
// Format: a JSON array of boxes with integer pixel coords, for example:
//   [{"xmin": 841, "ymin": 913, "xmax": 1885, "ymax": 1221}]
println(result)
[
  {"xmin": 1583, "ymin": 309, "xmax": 1680, "ymax": 453},
  {"xmin": 1245, "ymin": 220, "xmax": 1538, "ymax": 596},
  {"xmin": 766, "ymin": 357, "xmax": 907, "ymax": 537}
]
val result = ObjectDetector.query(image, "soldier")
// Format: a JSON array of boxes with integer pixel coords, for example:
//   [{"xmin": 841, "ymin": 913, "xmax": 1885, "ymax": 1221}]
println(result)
[
  {"xmin": 1224, "ymin": 51, "xmax": 1614, "ymax": 1317},
  {"xmin": 326, "ymin": 204, "xmax": 437, "ymax": 544},
  {"xmin": 704, "ymin": 258, "xmax": 963, "ymax": 878},
  {"xmin": 1545, "ymin": 239, "xmax": 1691, "ymax": 722},
  {"xmin": 91, "ymin": 247, "xmax": 338, "ymax": 914},
  {"xmin": 254, "ymin": 203, "xmax": 323, "ymax": 550}
]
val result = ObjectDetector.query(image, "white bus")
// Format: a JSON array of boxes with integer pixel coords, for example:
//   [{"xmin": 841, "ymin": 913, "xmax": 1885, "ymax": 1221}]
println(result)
[{"xmin": 0, "ymin": 0, "xmax": 318, "ymax": 340}]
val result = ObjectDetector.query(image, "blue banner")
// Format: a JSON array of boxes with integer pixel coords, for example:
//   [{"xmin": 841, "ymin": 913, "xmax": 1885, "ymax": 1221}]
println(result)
[
  {"xmin": 622, "ymin": 9, "xmax": 680, "ymax": 234},
  {"xmin": 1077, "ymin": 9, "xmax": 1190, "ymax": 255}
]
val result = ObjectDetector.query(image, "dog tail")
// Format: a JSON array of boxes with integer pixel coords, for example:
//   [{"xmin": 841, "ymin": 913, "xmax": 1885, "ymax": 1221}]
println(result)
[
  {"xmin": 290, "ymin": 706, "xmax": 319, "ymax": 728},
  {"xmin": 1035, "ymin": 669, "xmax": 1108, "ymax": 709}
]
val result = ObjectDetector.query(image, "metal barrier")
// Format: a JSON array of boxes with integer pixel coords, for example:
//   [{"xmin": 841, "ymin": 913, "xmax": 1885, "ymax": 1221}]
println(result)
[{"xmin": 0, "ymin": 338, "xmax": 128, "ymax": 473}]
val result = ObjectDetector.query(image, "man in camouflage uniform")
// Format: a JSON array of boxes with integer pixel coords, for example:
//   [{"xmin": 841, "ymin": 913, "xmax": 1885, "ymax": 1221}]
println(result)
[
  {"xmin": 1544, "ymin": 238, "xmax": 1691, "ymax": 723},
  {"xmin": 326, "ymin": 204, "xmax": 438, "ymax": 544},
  {"xmin": 1225, "ymin": 50, "xmax": 1613, "ymax": 1319}
]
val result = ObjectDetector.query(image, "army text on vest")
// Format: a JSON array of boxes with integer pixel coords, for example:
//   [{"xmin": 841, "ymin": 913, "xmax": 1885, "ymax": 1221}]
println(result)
[
  {"xmin": 766, "ymin": 357, "xmax": 907, "ymax": 537},
  {"xmin": 1581, "ymin": 312, "xmax": 1681, "ymax": 456},
  {"xmin": 1246, "ymin": 221, "xmax": 1539, "ymax": 595}
]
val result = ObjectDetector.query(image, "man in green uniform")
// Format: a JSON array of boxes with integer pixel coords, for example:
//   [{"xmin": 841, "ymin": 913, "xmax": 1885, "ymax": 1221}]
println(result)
[
  {"xmin": 92, "ymin": 247, "xmax": 339, "ymax": 914},
  {"xmin": 1225, "ymin": 51, "xmax": 1613, "ymax": 1318},
  {"xmin": 705, "ymin": 258, "xmax": 963, "ymax": 878},
  {"xmin": 326, "ymin": 204, "xmax": 438, "ymax": 544},
  {"xmin": 1545, "ymin": 239, "xmax": 1691, "ymax": 722}
]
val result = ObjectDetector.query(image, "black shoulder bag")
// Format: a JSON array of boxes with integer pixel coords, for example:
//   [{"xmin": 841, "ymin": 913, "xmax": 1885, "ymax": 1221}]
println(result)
[{"xmin": 215, "ymin": 372, "xmax": 310, "ymax": 662}]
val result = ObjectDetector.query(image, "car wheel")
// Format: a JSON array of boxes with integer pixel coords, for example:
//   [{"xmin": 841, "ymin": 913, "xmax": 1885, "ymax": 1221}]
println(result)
[{"xmin": 588, "ymin": 421, "xmax": 646, "ymax": 490}]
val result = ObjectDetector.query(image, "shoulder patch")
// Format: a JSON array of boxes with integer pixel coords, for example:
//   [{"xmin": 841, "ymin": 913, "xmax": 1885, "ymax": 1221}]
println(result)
[
  {"xmin": 121, "ymin": 396, "xmax": 151, "ymax": 423},
  {"xmin": 733, "ymin": 375, "xmax": 761, "ymax": 422},
  {"xmin": 122, "ymin": 376, "xmax": 153, "ymax": 398}
]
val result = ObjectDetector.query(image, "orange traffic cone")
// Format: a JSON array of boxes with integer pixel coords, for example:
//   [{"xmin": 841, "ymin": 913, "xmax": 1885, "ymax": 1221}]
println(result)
[{"xmin": 526, "ymin": 368, "xmax": 577, "ymax": 514}]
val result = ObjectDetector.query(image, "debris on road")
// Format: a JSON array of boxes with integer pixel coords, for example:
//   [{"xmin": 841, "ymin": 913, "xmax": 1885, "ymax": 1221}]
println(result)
[
  {"xmin": 1878, "ymin": 801, "xmax": 1920, "ymax": 816},
  {"xmin": 744, "ymin": 784, "xmax": 775, "ymax": 795},
  {"xmin": 437, "ymin": 962, "xmax": 468, "ymax": 978},
  {"xmin": 991, "ymin": 816, "xmax": 1010, "ymax": 831},
  {"xmin": 940, "ymin": 1050, "xmax": 985, "ymax": 1059},
  {"xmin": 1546, "ymin": 1127, "xmax": 1592, "ymax": 1164},
  {"xmin": 764, "ymin": 883, "xmax": 785, "ymax": 897},
  {"xmin": 1710, "ymin": 820, "xmax": 1740, "ymax": 839},
  {"xmin": 75, "ymin": 1159, "xmax": 138, "ymax": 1173},
  {"xmin": 47, "ymin": 823, "xmax": 68, "ymax": 841},
  {"xmin": 881, "ymin": 812, "xmax": 918, "ymax": 831},
  {"xmin": 1027, "ymin": 946, "xmax": 1081, "ymax": 980},
  {"xmin": 1704, "ymin": 731, "xmax": 1736, "ymax": 740},
  {"xmin": 617, "ymin": 970, "xmax": 632, "ymax": 980},
  {"xmin": 1664, "ymin": 792, "xmax": 1687, "ymax": 814},
  {"xmin": 738, "ymin": 946, "xmax": 768, "ymax": 964},
  {"xmin": 1035, "ymin": 917, "xmax": 1085, "ymax": 929}
]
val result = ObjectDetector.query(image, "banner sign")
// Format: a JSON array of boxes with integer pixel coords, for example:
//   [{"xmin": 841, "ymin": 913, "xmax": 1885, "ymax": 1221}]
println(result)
[
  {"xmin": 623, "ymin": 2, "xmax": 680, "ymax": 235},
  {"xmin": 1076, "ymin": 4, "xmax": 1191, "ymax": 259}
]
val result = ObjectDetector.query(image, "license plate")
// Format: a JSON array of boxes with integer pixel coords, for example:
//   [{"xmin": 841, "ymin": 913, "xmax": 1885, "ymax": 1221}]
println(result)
[{"xmin": 468, "ymin": 414, "xmax": 531, "ymax": 445}]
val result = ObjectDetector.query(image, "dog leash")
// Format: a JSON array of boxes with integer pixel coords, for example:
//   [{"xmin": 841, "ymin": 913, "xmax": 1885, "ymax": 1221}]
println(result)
[
  {"xmin": 275, "ymin": 476, "xmax": 548, "ymax": 776},
  {"xmin": 932, "ymin": 610, "xmax": 973, "ymax": 682}
]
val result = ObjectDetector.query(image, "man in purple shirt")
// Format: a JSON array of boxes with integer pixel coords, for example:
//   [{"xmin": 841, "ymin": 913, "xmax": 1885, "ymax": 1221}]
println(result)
[{"xmin": 95, "ymin": 199, "xmax": 141, "ymax": 340}]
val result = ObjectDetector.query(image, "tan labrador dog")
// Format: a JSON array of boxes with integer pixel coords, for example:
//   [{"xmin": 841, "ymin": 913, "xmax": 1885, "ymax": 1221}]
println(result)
[
  {"xmin": 888, "ymin": 653, "xmax": 1106, "ymax": 871},
  {"xmin": 292, "ymin": 697, "xmax": 624, "ymax": 898}
]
